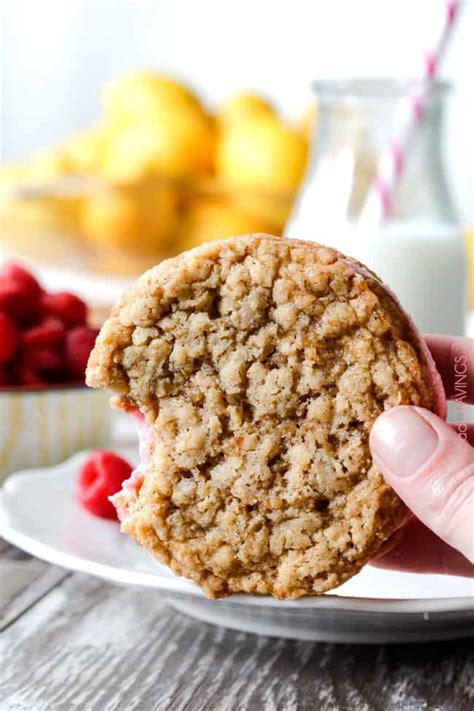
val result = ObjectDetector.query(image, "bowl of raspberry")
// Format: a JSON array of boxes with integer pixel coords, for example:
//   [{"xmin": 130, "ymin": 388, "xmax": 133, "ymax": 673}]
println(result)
[{"xmin": 0, "ymin": 262, "xmax": 111, "ymax": 481}]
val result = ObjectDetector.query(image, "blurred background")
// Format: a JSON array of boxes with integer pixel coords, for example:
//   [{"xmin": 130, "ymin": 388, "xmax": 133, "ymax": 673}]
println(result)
[{"xmin": 0, "ymin": 0, "xmax": 473, "ymax": 314}]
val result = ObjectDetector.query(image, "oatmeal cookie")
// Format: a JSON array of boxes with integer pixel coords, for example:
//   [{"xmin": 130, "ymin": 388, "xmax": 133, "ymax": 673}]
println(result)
[{"xmin": 87, "ymin": 234, "xmax": 445, "ymax": 598}]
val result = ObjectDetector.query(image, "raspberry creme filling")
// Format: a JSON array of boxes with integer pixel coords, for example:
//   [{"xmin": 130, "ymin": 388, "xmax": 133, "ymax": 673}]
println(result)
[{"xmin": 109, "ymin": 409, "xmax": 153, "ymax": 521}]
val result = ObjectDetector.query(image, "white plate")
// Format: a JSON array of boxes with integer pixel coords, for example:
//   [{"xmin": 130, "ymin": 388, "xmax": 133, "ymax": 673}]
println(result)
[{"xmin": 0, "ymin": 450, "xmax": 473, "ymax": 644}]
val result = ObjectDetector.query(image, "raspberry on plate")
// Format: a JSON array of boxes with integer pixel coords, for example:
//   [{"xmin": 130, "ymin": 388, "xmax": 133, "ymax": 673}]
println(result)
[
  {"xmin": 41, "ymin": 292, "xmax": 88, "ymax": 325},
  {"xmin": 76, "ymin": 451, "xmax": 133, "ymax": 520},
  {"xmin": 65, "ymin": 326, "xmax": 99, "ymax": 380}
]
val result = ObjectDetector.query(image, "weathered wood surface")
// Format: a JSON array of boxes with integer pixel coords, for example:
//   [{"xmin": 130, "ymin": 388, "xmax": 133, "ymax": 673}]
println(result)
[
  {"xmin": 1, "ymin": 540, "xmax": 473, "ymax": 711},
  {"xmin": 0, "ymin": 543, "xmax": 69, "ymax": 633}
]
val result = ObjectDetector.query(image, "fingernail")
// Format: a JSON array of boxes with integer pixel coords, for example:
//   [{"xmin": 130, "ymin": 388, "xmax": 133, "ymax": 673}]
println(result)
[{"xmin": 370, "ymin": 407, "xmax": 439, "ymax": 478}]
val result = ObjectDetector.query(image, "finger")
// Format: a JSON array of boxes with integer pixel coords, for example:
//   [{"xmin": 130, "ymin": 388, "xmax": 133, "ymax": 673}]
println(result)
[
  {"xmin": 370, "ymin": 406, "xmax": 474, "ymax": 563},
  {"xmin": 371, "ymin": 519, "xmax": 474, "ymax": 577},
  {"xmin": 424, "ymin": 334, "xmax": 474, "ymax": 404}
]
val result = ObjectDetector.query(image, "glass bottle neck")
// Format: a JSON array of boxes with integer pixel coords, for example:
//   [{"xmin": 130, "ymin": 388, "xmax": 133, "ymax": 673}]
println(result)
[
  {"xmin": 390, "ymin": 98, "xmax": 456, "ymax": 223},
  {"xmin": 295, "ymin": 88, "xmax": 457, "ymax": 231}
]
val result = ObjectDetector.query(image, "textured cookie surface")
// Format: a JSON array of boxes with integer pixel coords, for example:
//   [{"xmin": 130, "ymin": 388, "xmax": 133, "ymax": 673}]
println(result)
[{"xmin": 87, "ymin": 234, "xmax": 438, "ymax": 598}]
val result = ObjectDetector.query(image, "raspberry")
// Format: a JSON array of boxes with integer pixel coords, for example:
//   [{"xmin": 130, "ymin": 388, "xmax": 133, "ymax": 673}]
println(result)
[
  {"xmin": 0, "ymin": 262, "xmax": 42, "ymax": 297},
  {"xmin": 64, "ymin": 326, "xmax": 99, "ymax": 380},
  {"xmin": 41, "ymin": 292, "xmax": 88, "ymax": 325},
  {"xmin": 0, "ymin": 367, "xmax": 10, "ymax": 386},
  {"xmin": 0, "ymin": 311, "xmax": 18, "ymax": 364},
  {"xmin": 76, "ymin": 451, "xmax": 133, "ymax": 520},
  {"xmin": 0, "ymin": 263, "xmax": 43, "ymax": 325},
  {"xmin": 22, "ymin": 316, "xmax": 66, "ymax": 347},
  {"xmin": 0, "ymin": 281, "xmax": 41, "ymax": 324},
  {"xmin": 17, "ymin": 367, "xmax": 44, "ymax": 387},
  {"xmin": 21, "ymin": 344, "xmax": 63, "ymax": 374}
]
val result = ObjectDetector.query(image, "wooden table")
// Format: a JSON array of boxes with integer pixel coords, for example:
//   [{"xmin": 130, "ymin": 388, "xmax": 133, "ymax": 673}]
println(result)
[{"xmin": 1, "ymin": 539, "xmax": 473, "ymax": 710}]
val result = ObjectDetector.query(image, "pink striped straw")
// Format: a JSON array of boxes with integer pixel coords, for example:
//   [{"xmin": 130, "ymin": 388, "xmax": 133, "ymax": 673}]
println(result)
[{"xmin": 359, "ymin": 0, "xmax": 462, "ymax": 227}]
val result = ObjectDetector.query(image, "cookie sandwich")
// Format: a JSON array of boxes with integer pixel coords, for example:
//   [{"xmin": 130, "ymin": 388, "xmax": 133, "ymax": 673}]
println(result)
[{"xmin": 87, "ymin": 234, "xmax": 445, "ymax": 598}]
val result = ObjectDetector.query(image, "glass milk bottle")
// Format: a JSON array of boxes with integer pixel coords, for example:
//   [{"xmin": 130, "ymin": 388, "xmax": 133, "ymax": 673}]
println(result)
[{"xmin": 286, "ymin": 79, "xmax": 467, "ymax": 336}]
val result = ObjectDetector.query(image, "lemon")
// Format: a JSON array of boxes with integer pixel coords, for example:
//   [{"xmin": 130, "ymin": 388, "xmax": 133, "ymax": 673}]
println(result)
[
  {"xmin": 25, "ymin": 147, "xmax": 73, "ymax": 181},
  {"xmin": 1, "ymin": 127, "xmax": 106, "ymax": 184},
  {"xmin": 102, "ymin": 71, "xmax": 204, "ymax": 127},
  {"xmin": 216, "ymin": 116, "xmax": 308, "ymax": 193},
  {"xmin": 82, "ymin": 183, "xmax": 178, "ymax": 254},
  {"xmin": 219, "ymin": 92, "xmax": 277, "ymax": 128},
  {"xmin": 229, "ymin": 188, "xmax": 294, "ymax": 234},
  {"xmin": 0, "ymin": 163, "xmax": 29, "ymax": 190},
  {"xmin": 62, "ymin": 125, "xmax": 108, "ymax": 174},
  {"xmin": 177, "ymin": 198, "xmax": 271, "ymax": 252},
  {"xmin": 102, "ymin": 109, "xmax": 215, "ymax": 182},
  {"xmin": 90, "ymin": 249, "xmax": 163, "ymax": 276}
]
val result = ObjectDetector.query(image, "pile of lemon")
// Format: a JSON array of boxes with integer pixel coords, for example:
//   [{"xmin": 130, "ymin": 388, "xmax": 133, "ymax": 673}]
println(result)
[{"xmin": 0, "ymin": 72, "xmax": 313, "ymax": 270}]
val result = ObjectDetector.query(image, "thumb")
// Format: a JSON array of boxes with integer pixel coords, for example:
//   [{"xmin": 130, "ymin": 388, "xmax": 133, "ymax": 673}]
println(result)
[{"xmin": 370, "ymin": 406, "xmax": 474, "ymax": 564}]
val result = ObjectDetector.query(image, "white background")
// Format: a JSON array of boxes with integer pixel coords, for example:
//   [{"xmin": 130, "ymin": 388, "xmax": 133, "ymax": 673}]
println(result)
[{"xmin": 0, "ymin": 0, "xmax": 472, "ymax": 220}]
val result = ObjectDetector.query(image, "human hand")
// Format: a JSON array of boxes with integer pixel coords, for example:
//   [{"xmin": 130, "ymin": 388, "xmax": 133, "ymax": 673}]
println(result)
[{"xmin": 369, "ymin": 334, "xmax": 474, "ymax": 577}]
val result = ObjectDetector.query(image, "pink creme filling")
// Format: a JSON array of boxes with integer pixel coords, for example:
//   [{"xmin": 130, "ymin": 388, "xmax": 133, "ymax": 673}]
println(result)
[{"xmin": 109, "ymin": 409, "xmax": 154, "ymax": 522}]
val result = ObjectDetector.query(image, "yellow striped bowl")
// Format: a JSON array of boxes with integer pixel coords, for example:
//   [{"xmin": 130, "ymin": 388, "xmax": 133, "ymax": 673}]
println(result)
[{"xmin": 0, "ymin": 386, "xmax": 111, "ymax": 482}]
